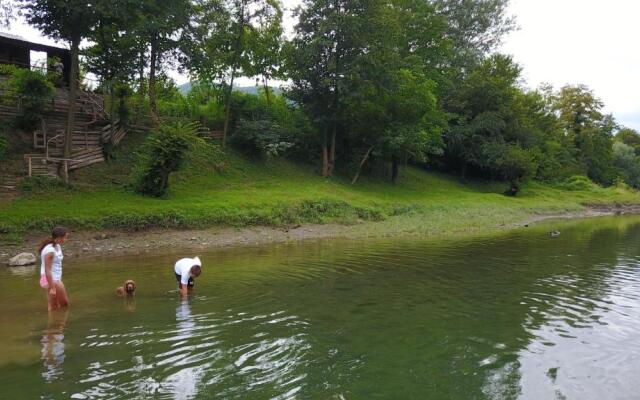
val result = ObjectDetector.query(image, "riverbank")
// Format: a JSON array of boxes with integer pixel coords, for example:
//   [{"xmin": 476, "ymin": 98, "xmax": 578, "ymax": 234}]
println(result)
[
  {"xmin": 2, "ymin": 148, "xmax": 640, "ymax": 263},
  {"xmin": 2, "ymin": 203, "xmax": 640, "ymax": 264}
]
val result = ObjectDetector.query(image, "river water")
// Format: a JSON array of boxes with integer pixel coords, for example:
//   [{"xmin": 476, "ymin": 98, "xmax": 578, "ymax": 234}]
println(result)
[{"xmin": 1, "ymin": 216, "xmax": 640, "ymax": 399}]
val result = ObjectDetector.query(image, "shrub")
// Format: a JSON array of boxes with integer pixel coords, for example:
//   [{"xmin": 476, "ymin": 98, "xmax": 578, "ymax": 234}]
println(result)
[
  {"xmin": 557, "ymin": 175, "xmax": 596, "ymax": 191},
  {"xmin": 129, "ymin": 122, "xmax": 200, "ymax": 197},
  {"xmin": 0, "ymin": 65, "xmax": 54, "ymax": 130},
  {"xmin": 112, "ymin": 83, "xmax": 133, "ymax": 125},
  {"xmin": 18, "ymin": 175, "xmax": 72, "ymax": 193},
  {"xmin": 231, "ymin": 118, "xmax": 293, "ymax": 159}
]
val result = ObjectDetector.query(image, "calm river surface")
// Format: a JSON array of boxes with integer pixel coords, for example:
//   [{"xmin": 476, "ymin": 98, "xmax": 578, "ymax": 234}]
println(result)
[{"xmin": 2, "ymin": 217, "xmax": 640, "ymax": 399}]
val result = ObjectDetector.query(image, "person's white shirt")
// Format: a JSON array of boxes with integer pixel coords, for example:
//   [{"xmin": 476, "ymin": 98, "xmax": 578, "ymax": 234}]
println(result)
[
  {"xmin": 174, "ymin": 257, "xmax": 201, "ymax": 285},
  {"xmin": 40, "ymin": 244, "xmax": 63, "ymax": 281}
]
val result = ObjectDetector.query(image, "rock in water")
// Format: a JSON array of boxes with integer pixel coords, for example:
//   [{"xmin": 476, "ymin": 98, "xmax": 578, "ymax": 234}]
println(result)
[{"xmin": 8, "ymin": 252, "xmax": 36, "ymax": 266}]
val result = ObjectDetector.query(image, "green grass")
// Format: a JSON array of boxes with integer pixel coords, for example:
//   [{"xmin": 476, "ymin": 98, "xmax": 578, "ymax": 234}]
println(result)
[{"xmin": 1, "ymin": 136, "xmax": 639, "ymax": 242}]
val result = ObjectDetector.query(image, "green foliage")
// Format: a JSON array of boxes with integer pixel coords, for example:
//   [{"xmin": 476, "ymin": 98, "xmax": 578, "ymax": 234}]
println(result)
[
  {"xmin": 0, "ymin": 65, "xmax": 54, "ymax": 130},
  {"xmin": 556, "ymin": 175, "xmax": 597, "ymax": 191},
  {"xmin": 433, "ymin": 0, "xmax": 515, "ymax": 69},
  {"xmin": 551, "ymin": 85, "xmax": 616, "ymax": 185},
  {"xmin": 112, "ymin": 82, "xmax": 133, "ymax": 124},
  {"xmin": 616, "ymin": 128, "xmax": 640, "ymax": 155},
  {"xmin": 444, "ymin": 54, "xmax": 537, "ymax": 184},
  {"xmin": 612, "ymin": 141, "xmax": 640, "ymax": 188},
  {"xmin": 18, "ymin": 175, "xmax": 73, "ymax": 193},
  {"xmin": 182, "ymin": 0, "xmax": 284, "ymax": 83},
  {"xmin": 4, "ymin": 151, "xmax": 640, "ymax": 242},
  {"xmin": 186, "ymin": 81, "xmax": 226, "ymax": 127},
  {"xmin": 228, "ymin": 90, "xmax": 311, "ymax": 159},
  {"xmin": 130, "ymin": 122, "xmax": 201, "ymax": 197},
  {"xmin": 231, "ymin": 119, "xmax": 293, "ymax": 159}
]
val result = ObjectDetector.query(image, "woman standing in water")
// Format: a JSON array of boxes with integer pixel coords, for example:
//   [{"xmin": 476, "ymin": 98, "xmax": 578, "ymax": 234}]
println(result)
[{"xmin": 38, "ymin": 227, "xmax": 69, "ymax": 311}]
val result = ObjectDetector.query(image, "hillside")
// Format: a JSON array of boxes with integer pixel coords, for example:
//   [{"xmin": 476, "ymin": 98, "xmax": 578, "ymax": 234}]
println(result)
[{"xmin": 1, "ymin": 129, "xmax": 639, "ymax": 245}]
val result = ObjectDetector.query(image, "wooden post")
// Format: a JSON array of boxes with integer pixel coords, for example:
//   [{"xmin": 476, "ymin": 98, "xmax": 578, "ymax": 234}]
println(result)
[{"xmin": 28, "ymin": 157, "xmax": 32, "ymax": 177}]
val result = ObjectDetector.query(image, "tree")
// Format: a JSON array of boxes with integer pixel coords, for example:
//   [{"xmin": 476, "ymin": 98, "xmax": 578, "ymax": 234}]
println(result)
[
  {"xmin": 288, "ymin": 0, "xmax": 370, "ymax": 177},
  {"xmin": 21, "ymin": 0, "xmax": 98, "ymax": 181},
  {"xmin": 85, "ymin": 0, "xmax": 140, "ymax": 140},
  {"xmin": 432, "ymin": 0, "xmax": 516, "ymax": 69},
  {"xmin": 137, "ymin": 0, "xmax": 190, "ymax": 125},
  {"xmin": 348, "ymin": 67, "xmax": 445, "ymax": 184},
  {"xmin": 612, "ymin": 141, "xmax": 640, "ymax": 188},
  {"xmin": 616, "ymin": 127, "xmax": 640, "ymax": 155},
  {"xmin": 85, "ymin": 0, "xmax": 140, "ymax": 86},
  {"xmin": 551, "ymin": 85, "xmax": 616, "ymax": 184},
  {"xmin": 182, "ymin": 0, "xmax": 283, "ymax": 147}
]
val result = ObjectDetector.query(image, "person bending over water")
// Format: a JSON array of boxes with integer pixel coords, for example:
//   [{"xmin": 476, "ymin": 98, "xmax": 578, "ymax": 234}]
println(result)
[
  {"xmin": 175, "ymin": 256, "xmax": 202, "ymax": 298},
  {"xmin": 38, "ymin": 227, "xmax": 69, "ymax": 311}
]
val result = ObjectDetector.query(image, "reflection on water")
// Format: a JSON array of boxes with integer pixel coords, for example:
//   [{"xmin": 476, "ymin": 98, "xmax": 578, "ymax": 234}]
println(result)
[
  {"xmin": 41, "ymin": 310, "xmax": 68, "ymax": 383},
  {"xmin": 2, "ymin": 216, "xmax": 640, "ymax": 399}
]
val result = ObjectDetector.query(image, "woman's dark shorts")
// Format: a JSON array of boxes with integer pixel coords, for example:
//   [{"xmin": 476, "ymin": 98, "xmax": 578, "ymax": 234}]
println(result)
[{"xmin": 175, "ymin": 273, "xmax": 195, "ymax": 288}]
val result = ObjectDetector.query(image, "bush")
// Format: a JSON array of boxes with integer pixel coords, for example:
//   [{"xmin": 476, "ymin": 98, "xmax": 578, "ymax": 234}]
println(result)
[
  {"xmin": 230, "ymin": 118, "xmax": 293, "ymax": 159},
  {"xmin": 0, "ymin": 65, "xmax": 54, "ymax": 130},
  {"xmin": 229, "ymin": 91, "xmax": 298, "ymax": 159},
  {"xmin": 112, "ymin": 83, "xmax": 133, "ymax": 125},
  {"xmin": 557, "ymin": 175, "xmax": 596, "ymax": 191},
  {"xmin": 18, "ymin": 175, "xmax": 72, "ymax": 193},
  {"xmin": 129, "ymin": 122, "xmax": 200, "ymax": 197}
]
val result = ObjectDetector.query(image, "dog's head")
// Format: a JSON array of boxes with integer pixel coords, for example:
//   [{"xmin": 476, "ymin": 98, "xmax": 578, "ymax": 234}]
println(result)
[{"xmin": 124, "ymin": 280, "xmax": 136, "ymax": 294}]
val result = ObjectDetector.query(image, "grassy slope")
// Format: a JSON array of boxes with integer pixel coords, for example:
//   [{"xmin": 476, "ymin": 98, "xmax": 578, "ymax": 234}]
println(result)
[{"xmin": 1, "ymin": 133, "xmax": 639, "ymax": 239}]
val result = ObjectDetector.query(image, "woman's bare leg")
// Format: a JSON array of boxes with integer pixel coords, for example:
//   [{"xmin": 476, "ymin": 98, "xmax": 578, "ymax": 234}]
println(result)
[
  {"xmin": 43, "ymin": 286, "xmax": 57, "ymax": 311},
  {"xmin": 54, "ymin": 281, "xmax": 69, "ymax": 308}
]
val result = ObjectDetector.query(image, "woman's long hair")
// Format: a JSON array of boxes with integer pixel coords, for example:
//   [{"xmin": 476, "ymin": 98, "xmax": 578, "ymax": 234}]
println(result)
[{"xmin": 38, "ymin": 227, "xmax": 67, "ymax": 255}]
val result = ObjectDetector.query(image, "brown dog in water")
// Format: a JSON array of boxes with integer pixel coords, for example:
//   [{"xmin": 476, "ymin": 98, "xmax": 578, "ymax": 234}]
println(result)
[{"xmin": 116, "ymin": 280, "xmax": 136, "ymax": 297}]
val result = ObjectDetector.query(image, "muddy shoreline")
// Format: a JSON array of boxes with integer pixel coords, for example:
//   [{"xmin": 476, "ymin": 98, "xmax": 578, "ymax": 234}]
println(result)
[{"xmin": 3, "ymin": 204, "xmax": 640, "ymax": 264}]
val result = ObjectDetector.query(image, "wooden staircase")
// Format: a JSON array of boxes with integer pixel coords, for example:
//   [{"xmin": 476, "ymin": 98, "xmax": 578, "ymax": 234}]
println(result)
[{"xmin": 0, "ymin": 82, "xmax": 129, "ymax": 179}]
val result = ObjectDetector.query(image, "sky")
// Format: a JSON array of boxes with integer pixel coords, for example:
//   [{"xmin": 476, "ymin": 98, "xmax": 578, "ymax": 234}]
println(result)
[
  {"xmin": 500, "ymin": 0, "xmax": 640, "ymax": 130},
  {"xmin": 3, "ymin": 0, "xmax": 639, "ymax": 130}
]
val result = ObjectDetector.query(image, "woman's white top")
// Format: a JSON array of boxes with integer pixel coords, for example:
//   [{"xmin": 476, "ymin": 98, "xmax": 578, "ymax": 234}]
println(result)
[{"xmin": 40, "ymin": 244, "xmax": 63, "ymax": 281}]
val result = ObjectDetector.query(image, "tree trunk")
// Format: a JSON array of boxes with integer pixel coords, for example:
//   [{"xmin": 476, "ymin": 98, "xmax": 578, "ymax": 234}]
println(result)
[
  {"xmin": 327, "ymin": 123, "xmax": 337, "ymax": 176},
  {"xmin": 62, "ymin": 35, "xmax": 80, "ymax": 182},
  {"xmin": 109, "ymin": 81, "xmax": 115, "ymax": 155},
  {"xmin": 148, "ymin": 34, "xmax": 159, "ymax": 126},
  {"xmin": 391, "ymin": 157, "xmax": 399, "ymax": 184},
  {"xmin": 321, "ymin": 128, "xmax": 329, "ymax": 177},
  {"xmin": 138, "ymin": 44, "xmax": 145, "ymax": 104},
  {"xmin": 222, "ymin": 0, "xmax": 246, "ymax": 149},
  {"xmin": 262, "ymin": 76, "xmax": 271, "ymax": 104},
  {"xmin": 222, "ymin": 68, "xmax": 236, "ymax": 149},
  {"xmin": 351, "ymin": 146, "xmax": 374, "ymax": 185}
]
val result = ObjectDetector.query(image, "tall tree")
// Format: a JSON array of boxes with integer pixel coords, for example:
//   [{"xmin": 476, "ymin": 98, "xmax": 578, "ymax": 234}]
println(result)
[
  {"xmin": 21, "ymin": 0, "xmax": 98, "ymax": 181},
  {"xmin": 552, "ymin": 85, "xmax": 616, "ymax": 184},
  {"xmin": 444, "ymin": 54, "xmax": 539, "ymax": 189},
  {"xmin": 182, "ymin": 0, "xmax": 283, "ymax": 147},
  {"xmin": 138, "ymin": 0, "xmax": 190, "ymax": 125},
  {"xmin": 85, "ymin": 0, "xmax": 140, "ymax": 86},
  {"xmin": 288, "ymin": 0, "xmax": 368, "ymax": 177},
  {"xmin": 346, "ymin": 0, "xmax": 447, "ymax": 183},
  {"xmin": 617, "ymin": 127, "xmax": 640, "ymax": 155},
  {"xmin": 432, "ymin": 0, "xmax": 516, "ymax": 68}
]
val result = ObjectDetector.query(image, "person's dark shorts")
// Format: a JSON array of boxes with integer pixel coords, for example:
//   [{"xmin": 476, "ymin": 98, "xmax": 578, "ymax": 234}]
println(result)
[{"xmin": 175, "ymin": 273, "xmax": 195, "ymax": 289}]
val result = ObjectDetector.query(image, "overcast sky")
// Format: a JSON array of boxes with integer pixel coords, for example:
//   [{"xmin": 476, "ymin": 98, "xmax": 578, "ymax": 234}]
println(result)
[{"xmin": 4, "ymin": 0, "xmax": 639, "ymax": 130}]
